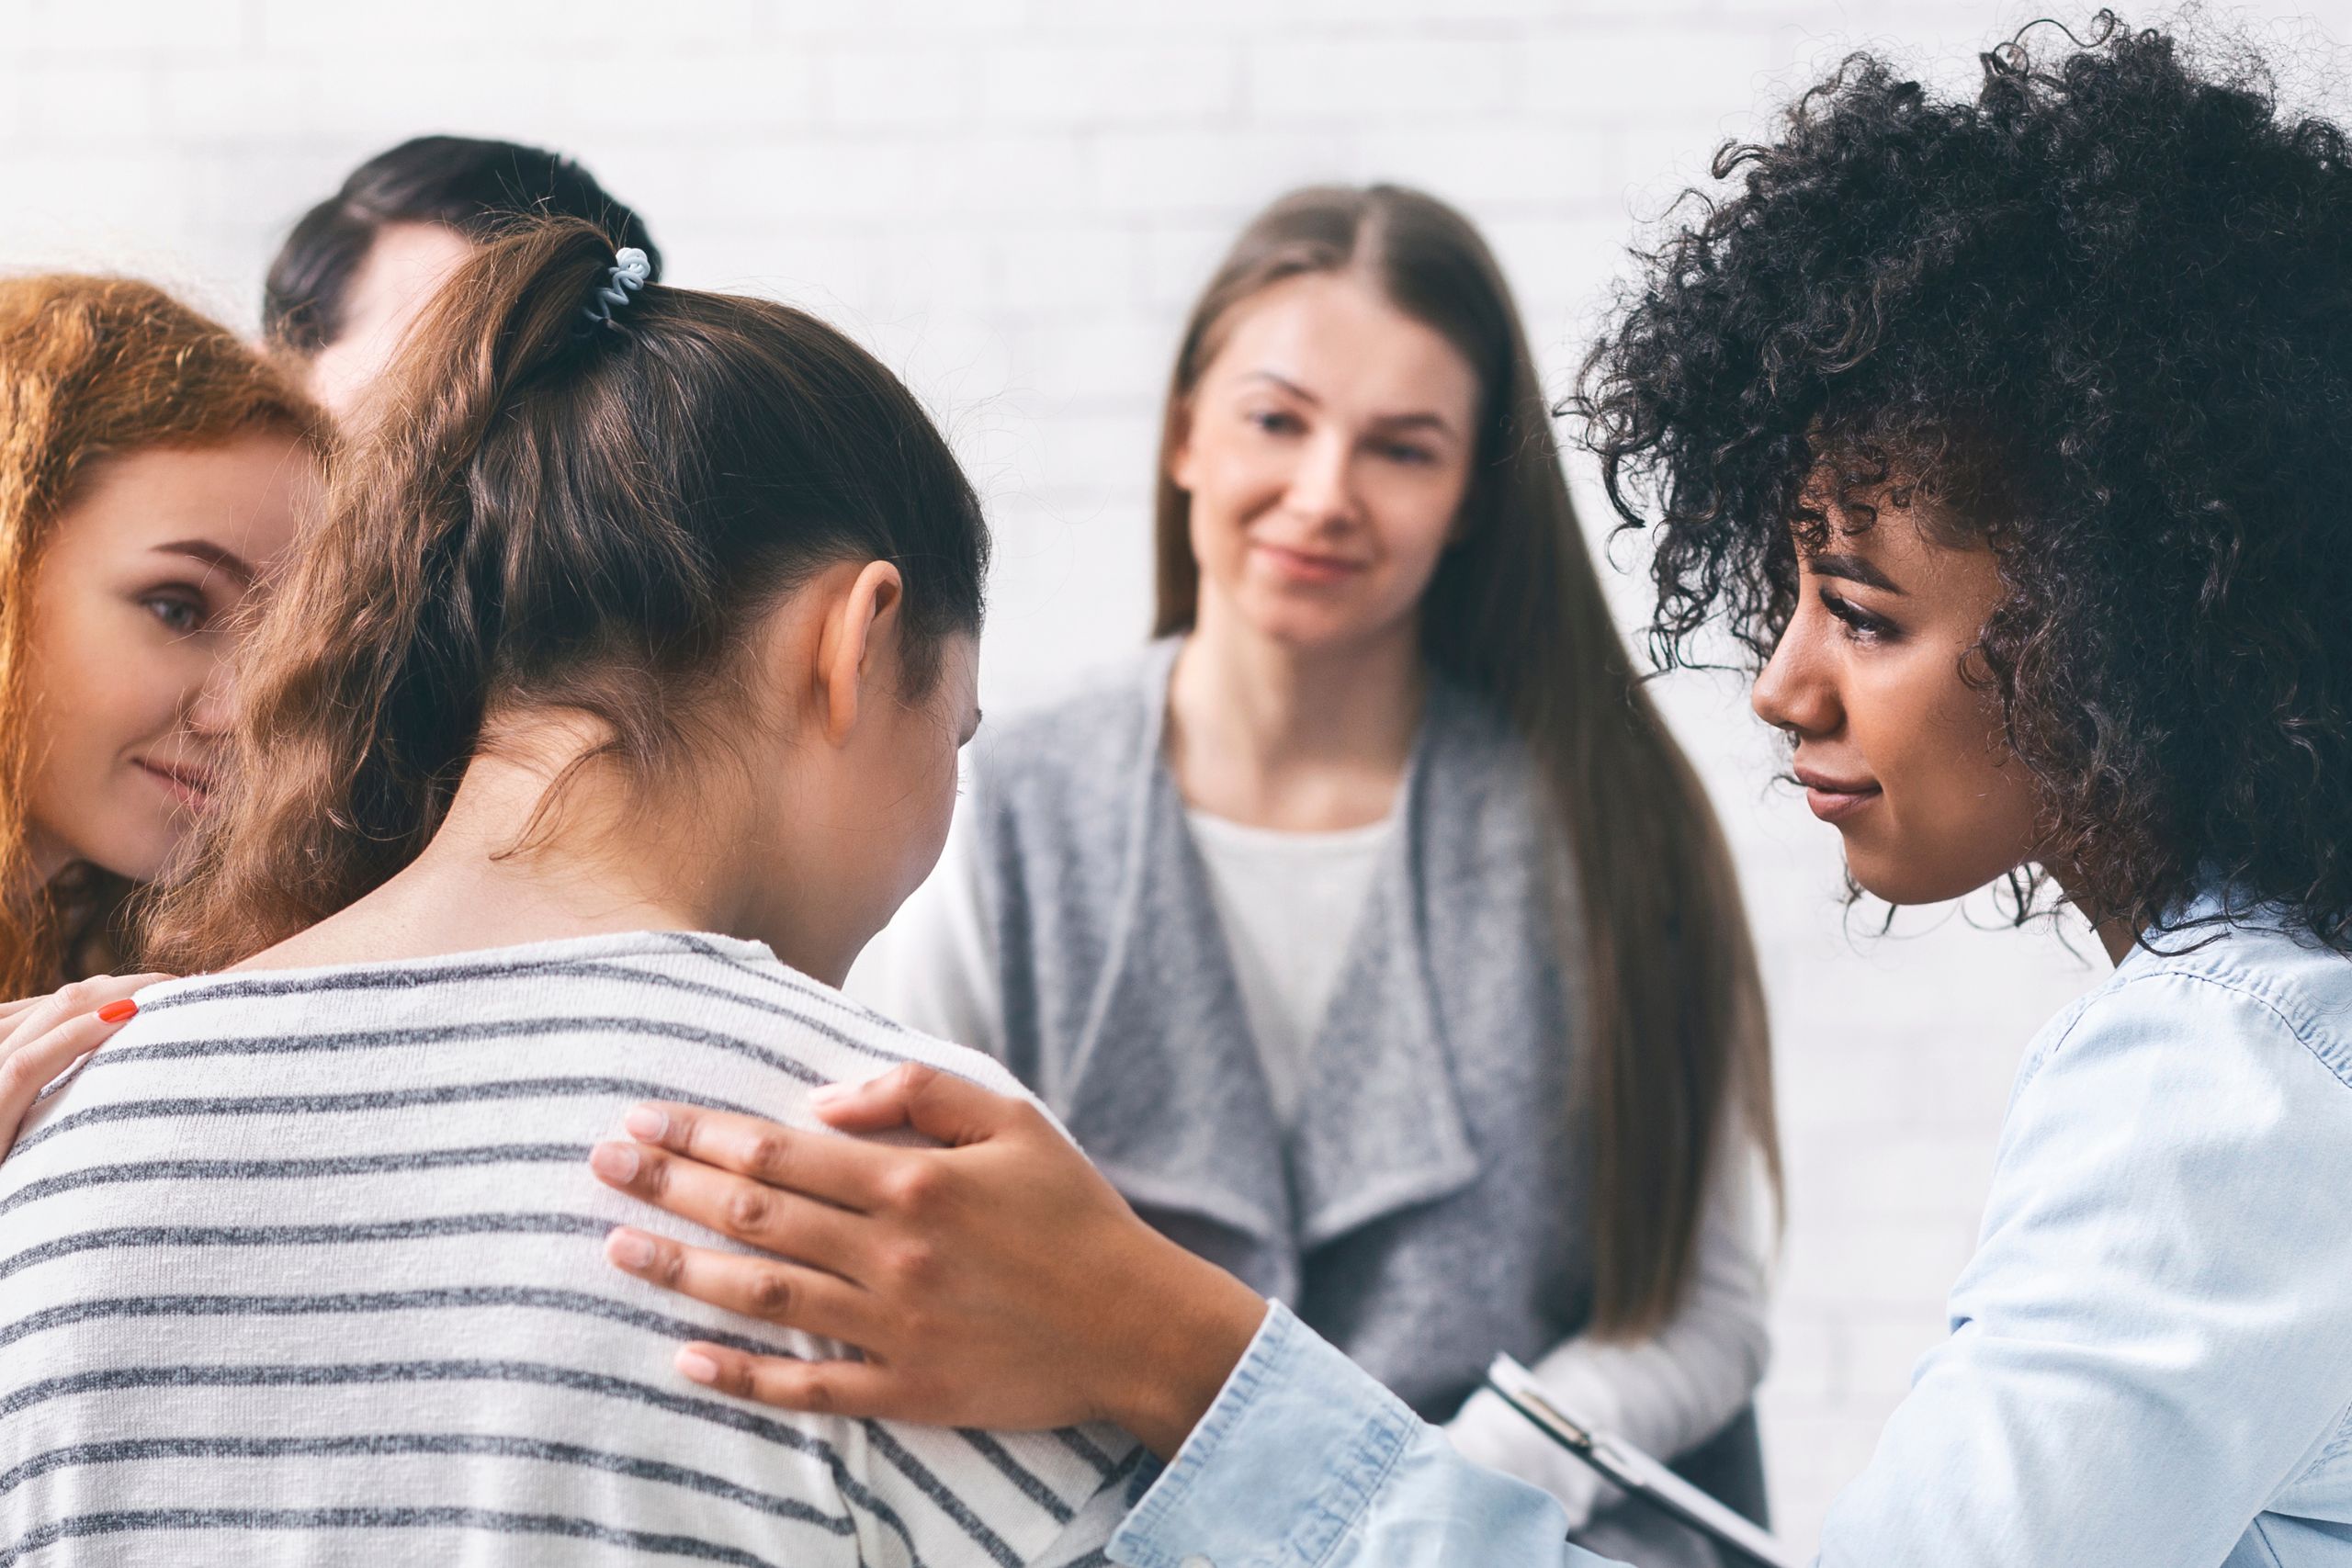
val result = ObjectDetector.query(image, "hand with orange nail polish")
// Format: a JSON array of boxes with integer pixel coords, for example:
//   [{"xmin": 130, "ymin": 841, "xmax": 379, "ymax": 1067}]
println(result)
[{"xmin": 0, "ymin": 973, "xmax": 170, "ymax": 1160}]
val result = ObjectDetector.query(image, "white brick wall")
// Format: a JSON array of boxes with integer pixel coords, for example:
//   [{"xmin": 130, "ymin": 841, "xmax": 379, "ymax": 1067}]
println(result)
[{"xmin": 6, "ymin": 0, "xmax": 2347, "ymax": 1550}]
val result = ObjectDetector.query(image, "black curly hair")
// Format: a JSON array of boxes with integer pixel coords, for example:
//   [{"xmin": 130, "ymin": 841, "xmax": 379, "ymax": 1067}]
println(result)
[{"xmin": 1577, "ymin": 11, "xmax": 2352, "ymax": 952}]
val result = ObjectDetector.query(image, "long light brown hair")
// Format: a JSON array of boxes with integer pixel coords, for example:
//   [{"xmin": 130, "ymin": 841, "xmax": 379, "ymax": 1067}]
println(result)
[
  {"xmin": 1155, "ymin": 186, "xmax": 1779, "ymax": 1335},
  {"xmin": 145, "ymin": 220, "xmax": 989, "ymax": 973},
  {"xmin": 0, "ymin": 276, "xmax": 319, "ymax": 996}
]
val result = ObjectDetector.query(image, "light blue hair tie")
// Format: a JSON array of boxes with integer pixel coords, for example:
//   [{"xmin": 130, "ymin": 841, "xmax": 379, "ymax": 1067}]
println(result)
[{"xmin": 582, "ymin": 246, "xmax": 651, "ymax": 328}]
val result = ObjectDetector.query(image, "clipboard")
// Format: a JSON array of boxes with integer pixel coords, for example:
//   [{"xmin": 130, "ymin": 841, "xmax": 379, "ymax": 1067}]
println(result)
[{"xmin": 1482, "ymin": 1355, "xmax": 1806, "ymax": 1568}]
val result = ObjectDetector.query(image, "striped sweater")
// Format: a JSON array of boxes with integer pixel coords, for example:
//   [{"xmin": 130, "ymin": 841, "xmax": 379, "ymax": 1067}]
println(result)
[{"xmin": 0, "ymin": 931, "xmax": 1139, "ymax": 1567}]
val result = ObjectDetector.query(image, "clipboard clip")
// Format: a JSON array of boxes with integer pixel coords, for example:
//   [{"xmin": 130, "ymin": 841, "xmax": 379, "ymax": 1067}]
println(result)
[
  {"xmin": 1482, "ymin": 1372, "xmax": 1599, "ymax": 1455},
  {"xmin": 1481, "ymin": 1355, "xmax": 1807, "ymax": 1568}
]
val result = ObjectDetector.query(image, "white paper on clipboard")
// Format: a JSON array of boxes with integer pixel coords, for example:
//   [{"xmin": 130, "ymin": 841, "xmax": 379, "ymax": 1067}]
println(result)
[{"xmin": 1484, "ymin": 1354, "xmax": 1808, "ymax": 1568}]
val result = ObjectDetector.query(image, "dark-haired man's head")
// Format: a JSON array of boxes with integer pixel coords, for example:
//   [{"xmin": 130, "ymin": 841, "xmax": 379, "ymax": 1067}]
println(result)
[{"xmin": 264, "ymin": 135, "xmax": 659, "ymax": 421}]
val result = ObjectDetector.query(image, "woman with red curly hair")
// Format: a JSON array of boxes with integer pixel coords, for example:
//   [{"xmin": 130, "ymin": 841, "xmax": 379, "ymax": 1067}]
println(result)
[{"xmin": 0, "ymin": 277, "xmax": 322, "ymax": 1122}]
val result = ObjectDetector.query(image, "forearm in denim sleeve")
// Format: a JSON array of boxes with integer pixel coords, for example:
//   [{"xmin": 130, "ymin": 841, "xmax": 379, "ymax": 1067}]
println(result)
[{"xmin": 1111, "ymin": 1300, "xmax": 1625, "ymax": 1568}]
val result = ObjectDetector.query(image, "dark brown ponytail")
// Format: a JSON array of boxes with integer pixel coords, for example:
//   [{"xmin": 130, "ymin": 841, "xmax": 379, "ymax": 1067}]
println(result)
[{"xmin": 148, "ymin": 218, "xmax": 986, "ymax": 972}]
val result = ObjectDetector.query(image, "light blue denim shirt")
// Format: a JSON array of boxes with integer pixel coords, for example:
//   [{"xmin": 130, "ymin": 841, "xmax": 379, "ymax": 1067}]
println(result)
[{"xmin": 1111, "ymin": 897, "xmax": 2352, "ymax": 1567}]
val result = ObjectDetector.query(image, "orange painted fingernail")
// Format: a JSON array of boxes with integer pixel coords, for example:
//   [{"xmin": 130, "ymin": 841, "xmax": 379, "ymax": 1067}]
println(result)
[{"xmin": 96, "ymin": 1000, "xmax": 138, "ymax": 1024}]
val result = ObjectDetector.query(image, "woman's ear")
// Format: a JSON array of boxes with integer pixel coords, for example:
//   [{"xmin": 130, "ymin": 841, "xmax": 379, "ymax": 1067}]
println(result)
[
  {"xmin": 814, "ymin": 560, "xmax": 907, "ymax": 747},
  {"xmin": 1166, "ymin": 400, "xmax": 1200, "ymax": 495}
]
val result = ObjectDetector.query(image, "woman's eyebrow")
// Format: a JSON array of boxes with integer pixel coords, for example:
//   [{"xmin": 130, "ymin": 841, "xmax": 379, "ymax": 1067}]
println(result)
[
  {"xmin": 1368, "ymin": 410, "xmax": 1456, "ymax": 437},
  {"xmin": 152, "ymin": 539, "xmax": 257, "ymax": 587},
  {"xmin": 1241, "ymin": 369, "xmax": 1456, "ymax": 436},
  {"xmin": 1241, "ymin": 369, "xmax": 1317, "ymax": 404},
  {"xmin": 1808, "ymin": 551, "xmax": 1904, "ymax": 594}
]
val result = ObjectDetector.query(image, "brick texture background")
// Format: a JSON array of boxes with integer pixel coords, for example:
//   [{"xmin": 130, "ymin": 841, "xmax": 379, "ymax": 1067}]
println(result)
[{"xmin": 6, "ymin": 0, "xmax": 2346, "ymax": 1549}]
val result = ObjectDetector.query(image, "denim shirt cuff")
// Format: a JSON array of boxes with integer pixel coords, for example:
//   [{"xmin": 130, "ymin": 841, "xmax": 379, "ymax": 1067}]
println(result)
[{"xmin": 1109, "ymin": 1299, "xmax": 1419, "ymax": 1568}]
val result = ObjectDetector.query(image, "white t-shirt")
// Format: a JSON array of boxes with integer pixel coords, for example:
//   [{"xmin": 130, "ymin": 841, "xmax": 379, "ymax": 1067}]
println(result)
[
  {"xmin": 850, "ymin": 805, "xmax": 1396, "ymax": 1128},
  {"xmin": 851, "ymin": 804, "xmax": 1775, "ymax": 1529},
  {"xmin": 1182, "ymin": 807, "xmax": 1396, "ymax": 1123}
]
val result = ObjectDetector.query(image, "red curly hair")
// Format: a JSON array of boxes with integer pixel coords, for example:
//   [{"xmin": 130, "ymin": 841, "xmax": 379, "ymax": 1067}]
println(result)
[{"xmin": 0, "ymin": 275, "xmax": 322, "ymax": 994}]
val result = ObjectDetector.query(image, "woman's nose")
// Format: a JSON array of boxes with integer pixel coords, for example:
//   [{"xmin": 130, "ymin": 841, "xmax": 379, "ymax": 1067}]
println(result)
[
  {"xmin": 187, "ymin": 651, "xmax": 237, "ymax": 738},
  {"xmin": 1283, "ymin": 432, "xmax": 1359, "ymax": 527},
  {"xmin": 1752, "ymin": 615, "xmax": 1839, "ymax": 739}
]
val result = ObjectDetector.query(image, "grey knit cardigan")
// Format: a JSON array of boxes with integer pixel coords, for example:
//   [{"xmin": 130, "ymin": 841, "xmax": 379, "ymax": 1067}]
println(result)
[{"xmin": 964, "ymin": 641, "xmax": 1595, "ymax": 1421}]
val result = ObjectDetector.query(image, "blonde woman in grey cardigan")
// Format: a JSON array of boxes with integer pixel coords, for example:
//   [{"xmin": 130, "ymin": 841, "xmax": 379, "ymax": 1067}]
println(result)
[{"xmin": 770, "ymin": 186, "xmax": 1781, "ymax": 1562}]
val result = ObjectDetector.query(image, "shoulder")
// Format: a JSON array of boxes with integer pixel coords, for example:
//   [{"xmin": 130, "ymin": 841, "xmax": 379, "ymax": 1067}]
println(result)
[
  {"xmin": 1967, "ymin": 921, "xmax": 2352, "ymax": 1376},
  {"xmin": 1413, "ymin": 673, "xmax": 1556, "ymax": 897},
  {"xmin": 978, "ymin": 649, "xmax": 1160, "ymax": 776},
  {"xmin": 645, "ymin": 937, "xmax": 1042, "ymax": 1110},
  {"xmin": 1421, "ymin": 670, "xmax": 1522, "ymax": 765},
  {"xmin": 1417, "ymin": 674, "xmax": 1544, "ymax": 841},
  {"xmin": 2038, "ymin": 914, "xmax": 2352, "ymax": 1098},
  {"xmin": 2000, "ymin": 917, "xmax": 2352, "ymax": 1208},
  {"xmin": 965, "ymin": 645, "xmax": 1165, "ymax": 833}
]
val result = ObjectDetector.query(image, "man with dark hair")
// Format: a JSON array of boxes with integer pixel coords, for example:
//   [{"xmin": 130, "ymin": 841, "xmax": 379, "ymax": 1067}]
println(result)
[{"xmin": 265, "ymin": 135, "xmax": 660, "ymax": 420}]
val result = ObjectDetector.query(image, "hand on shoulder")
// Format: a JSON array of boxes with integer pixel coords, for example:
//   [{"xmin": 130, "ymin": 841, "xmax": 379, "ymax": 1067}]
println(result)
[
  {"xmin": 0, "ymin": 974, "xmax": 170, "ymax": 1157},
  {"xmin": 589, "ymin": 1062, "xmax": 1271, "ymax": 1457}
]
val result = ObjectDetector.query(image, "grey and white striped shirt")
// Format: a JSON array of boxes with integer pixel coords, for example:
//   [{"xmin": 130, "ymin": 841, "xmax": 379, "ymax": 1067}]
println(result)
[{"xmin": 0, "ymin": 931, "xmax": 1140, "ymax": 1567}]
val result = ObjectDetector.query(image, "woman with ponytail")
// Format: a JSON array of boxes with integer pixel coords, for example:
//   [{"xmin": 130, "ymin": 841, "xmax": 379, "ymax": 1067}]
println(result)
[{"xmin": 0, "ymin": 220, "xmax": 1134, "ymax": 1565}]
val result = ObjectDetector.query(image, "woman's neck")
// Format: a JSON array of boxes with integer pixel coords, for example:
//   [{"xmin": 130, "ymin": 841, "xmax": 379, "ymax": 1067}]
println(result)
[
  {"xmin": 1167, "ymin": 598, "xmax": 1425, "ymax": 831},
  {"xmin": 9, "ymin": 829, "xmax": 84, "ymax": 989},
  {"xmin": 20, "ymin": 823, "xmax": 75, "ymax": 897},
  {"xmin": 2035, "ymin": 856, "xmax": 2138, "ymax": 967},
  {"xmin": 236, "ymin": 715, "xmax": 840, "ymax": 980}
]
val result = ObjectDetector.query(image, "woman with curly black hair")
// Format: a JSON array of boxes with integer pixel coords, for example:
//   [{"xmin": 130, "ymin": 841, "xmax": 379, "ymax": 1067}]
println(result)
[{"xmin": 1586, "ymin": 17, "xmax": 2352, "ymax": 960}]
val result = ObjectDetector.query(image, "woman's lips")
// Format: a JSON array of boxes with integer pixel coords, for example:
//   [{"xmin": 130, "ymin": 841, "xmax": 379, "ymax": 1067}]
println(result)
[
  {"xmin": 1792, "ymin": 767, "xmax": 1883, "ymax": 825},
  {"xmin": 1253, "ymin": 540, "xmax": 1367, "ymax": 586},
  {"xmin": 135, "ymin": 759, "xmax": 215, "ymax": 812}
]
